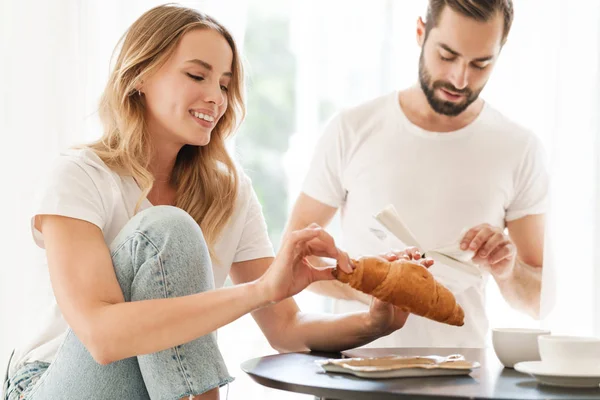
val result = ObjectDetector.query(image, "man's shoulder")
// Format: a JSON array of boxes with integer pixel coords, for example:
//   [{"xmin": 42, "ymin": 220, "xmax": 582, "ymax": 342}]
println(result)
[
  {"xmin": 338, "ymin": 91, "xmax": 396, "ymax": 119},
  {"xmin": 481, "ymin": 103, "xmax": 535, "ymax": 138},
  {"xmin": 479, "ymin": 102, "xmax": 541, "ymax": 149},
  {"xmin": 332, "ymin": 91, "xmax": 398, "ymax": 137}
]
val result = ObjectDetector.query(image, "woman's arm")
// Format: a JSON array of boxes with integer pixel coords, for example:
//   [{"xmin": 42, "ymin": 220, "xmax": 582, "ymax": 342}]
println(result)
[
  {"xmin": 42, "ymin": 215, "xmax": 273, "ymax": 365},
  {"xmin": 230, "ymin": 257, "xmax": 409, "ymax": 353}
]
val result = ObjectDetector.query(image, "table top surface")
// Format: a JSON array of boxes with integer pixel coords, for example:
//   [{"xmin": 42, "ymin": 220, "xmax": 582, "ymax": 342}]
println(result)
[{"xmin": 241, "ymin": 347, "xmax": 600, "ymax": 400}]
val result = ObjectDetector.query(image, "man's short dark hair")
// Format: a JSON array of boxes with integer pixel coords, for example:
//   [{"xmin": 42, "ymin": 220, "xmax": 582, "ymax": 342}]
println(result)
[{"xmin": 425, "ymin": 0, "xmax": 514, "ymax": 45}]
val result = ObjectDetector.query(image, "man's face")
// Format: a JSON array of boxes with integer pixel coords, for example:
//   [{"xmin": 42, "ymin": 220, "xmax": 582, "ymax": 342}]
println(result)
[{"xmin": 418, "ymin": 6, "xmax": 504, "ymax": 116}]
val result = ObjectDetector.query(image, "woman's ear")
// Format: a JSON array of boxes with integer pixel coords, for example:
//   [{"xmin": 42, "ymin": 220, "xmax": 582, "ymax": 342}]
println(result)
[{"xmin": 135, "ymin": 79, "xmax": 145, "ymax": 95}]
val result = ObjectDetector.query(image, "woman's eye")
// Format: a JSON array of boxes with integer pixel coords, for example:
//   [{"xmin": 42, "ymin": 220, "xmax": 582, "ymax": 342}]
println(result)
[{"xmin": 187, "ymin": 73, "xmax": 204, "ymax": 81}]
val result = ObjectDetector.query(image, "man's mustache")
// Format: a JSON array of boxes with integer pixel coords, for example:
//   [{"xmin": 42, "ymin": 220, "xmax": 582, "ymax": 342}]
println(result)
[{"xmin": 433, "ymin": 81, "xmax": 471, "ymax": 96}]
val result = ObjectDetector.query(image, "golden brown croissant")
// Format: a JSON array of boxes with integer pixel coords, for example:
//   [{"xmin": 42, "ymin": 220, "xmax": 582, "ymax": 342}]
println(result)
[{"xmin": 333, "ymin": 257, "xmax": 464, "ymax": 326}]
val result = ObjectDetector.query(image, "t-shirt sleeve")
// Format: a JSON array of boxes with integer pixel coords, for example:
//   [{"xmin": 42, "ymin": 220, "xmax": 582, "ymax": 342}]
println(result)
[
  {"xmin": 506, "ymin": 135, "xmax": 549, "ymax": 221},
  {"xmin": 301, "ymin": 114, "xmax": 347, "ymax": 208},
  {"xmin": 32, "ymin": 157, "xmax": 107, "ymax": 248},
  {"xmin": 232, "ymin": 177, "xmax": 275, "ymax": 263}
]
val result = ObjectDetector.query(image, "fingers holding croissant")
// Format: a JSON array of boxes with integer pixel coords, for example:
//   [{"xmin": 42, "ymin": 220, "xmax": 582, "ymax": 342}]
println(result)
[{"xmin": 333, "ymin": 257, "xmax": 464, "ymax": 326}]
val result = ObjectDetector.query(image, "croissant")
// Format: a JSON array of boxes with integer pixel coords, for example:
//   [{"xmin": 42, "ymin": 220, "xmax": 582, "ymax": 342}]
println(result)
[{"xmin": 333, "ymin": 257, "xmax": 464, "ymax": 326}]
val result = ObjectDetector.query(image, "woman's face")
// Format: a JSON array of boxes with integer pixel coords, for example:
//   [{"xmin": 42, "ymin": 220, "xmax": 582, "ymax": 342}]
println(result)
[{"xmin": 141, "ymin": 28, "xmax": 233, "ymax": 149}]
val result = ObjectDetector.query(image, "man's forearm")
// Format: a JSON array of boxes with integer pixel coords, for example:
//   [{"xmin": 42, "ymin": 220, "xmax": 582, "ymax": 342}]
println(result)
[
  {"xmin": 276, "ymin": 311, "xmax": 387, "ymax": 353},
  {"xmin": 494, "ymin": 259, "xmax": 542, "ymax": 318}
]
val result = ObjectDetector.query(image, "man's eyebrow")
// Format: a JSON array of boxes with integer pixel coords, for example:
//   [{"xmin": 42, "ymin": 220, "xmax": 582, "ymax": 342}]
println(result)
[
  {"xmin": 439, "ymin": 43, "xmax": 494, "ymax": 62},
  {"xmin": 439, "ymin": 43, "xmax": 460, "ymax": 56}
]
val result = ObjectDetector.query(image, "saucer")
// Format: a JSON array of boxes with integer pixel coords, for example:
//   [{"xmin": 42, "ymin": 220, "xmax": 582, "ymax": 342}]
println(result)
[{"xmin": 514, "ymin": 361, "xmax": 600, "ymax": 388}]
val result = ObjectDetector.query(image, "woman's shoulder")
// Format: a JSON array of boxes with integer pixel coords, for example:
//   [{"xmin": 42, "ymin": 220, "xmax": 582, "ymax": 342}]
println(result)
[
  {"xmin": 48, "ymin": 147, "xmax": 119, "ymax": 182},
  {"xmin": 231, "ymin": 162, "xmax": 251, "ymax": 194},
  {"xmin": 39, "ymin": 147, "xmax": 124, "ymax": 200},
  {"xmin": 58, "ymin": 147, "xmax": 111, "ymax": 170}
]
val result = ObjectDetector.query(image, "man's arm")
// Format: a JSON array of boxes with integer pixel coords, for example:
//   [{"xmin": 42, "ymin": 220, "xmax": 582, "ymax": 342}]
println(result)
[
  {"xmin": 285, "ymin": 193, "xmax": 369, "ymax": 302},
  {"xmin": 461, "ymin": 214, "xmax": 544, "ymax": 318},
  {"xmin": 500, "ymin": 214, "xmax": 544, "ymax": 318},
  {"xmin": 494, "ymin": 134, "xmax": 547, "ymax": 318}
]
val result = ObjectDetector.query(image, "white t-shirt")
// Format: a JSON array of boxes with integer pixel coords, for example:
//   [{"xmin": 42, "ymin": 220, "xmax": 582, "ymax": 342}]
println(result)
[
  {"xmin": 9, "ymin": 148, "xmax": 274, "ymax": 375},
  {"xmin": 302, "ymin": 91, "xmax": 548, "ymax": 348}
]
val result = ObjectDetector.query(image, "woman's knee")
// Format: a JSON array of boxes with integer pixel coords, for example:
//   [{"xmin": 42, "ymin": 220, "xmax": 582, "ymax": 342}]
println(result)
[
  {"xmin": 118, "ymin": 206, "xmax": 209, "ymax": 258},
  {"xmin": 110, "ymin": 206, "xmax": 214, "ymax": 300},
  {"xmin": 137, "ymin": 206, "xmax": 203, "ymax": 240}
]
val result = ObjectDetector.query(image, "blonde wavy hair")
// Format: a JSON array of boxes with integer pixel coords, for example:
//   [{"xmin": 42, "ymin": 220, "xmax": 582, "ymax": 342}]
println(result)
[{"xmin": 88, "ymin": 4, "xmax": 244, "ymax": 253}]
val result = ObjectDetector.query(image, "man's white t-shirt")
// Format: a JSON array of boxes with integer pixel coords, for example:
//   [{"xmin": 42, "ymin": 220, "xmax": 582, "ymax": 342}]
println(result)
[
  {"xmin": 9, "ymin": 148, "xmax": 274, "ymax": 375},
  {"xmin": 302, "ymin": 91, "xmax": 548, "ymax": 348}
]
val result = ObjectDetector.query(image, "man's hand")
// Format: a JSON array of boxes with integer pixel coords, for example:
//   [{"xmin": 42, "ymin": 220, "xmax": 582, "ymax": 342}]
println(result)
[
  {"xmin": 461, "ymin": 223, "xmax": 516, "ymax": 279},
  {"xmin": 381, "ymin": 246, "xmax": 434, "ymax": 268},
  {"xmin": 365, "ymin": 246, "xmax": 434, "ymax": 334},
  {"xmin": 367, "ymin": 296, "xmax": 410, "ymax": 336}
]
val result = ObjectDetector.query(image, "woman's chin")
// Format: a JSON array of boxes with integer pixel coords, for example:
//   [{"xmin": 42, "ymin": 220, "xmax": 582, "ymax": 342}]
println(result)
[{"xmin": 184, "ymin": 133, "xmax": 211, "ymax": 147}]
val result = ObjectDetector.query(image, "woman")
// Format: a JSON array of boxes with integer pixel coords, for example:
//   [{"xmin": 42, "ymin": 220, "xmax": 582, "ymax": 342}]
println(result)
[{"xmin": 3, "ymin": 5, "xmax": 419, "ymax": 400}]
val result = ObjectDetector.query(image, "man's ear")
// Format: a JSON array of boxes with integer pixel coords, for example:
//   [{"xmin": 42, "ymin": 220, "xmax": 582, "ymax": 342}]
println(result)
[{"xmin": 416, "ymin": 16, "xmax": 426, "ymax": 48}]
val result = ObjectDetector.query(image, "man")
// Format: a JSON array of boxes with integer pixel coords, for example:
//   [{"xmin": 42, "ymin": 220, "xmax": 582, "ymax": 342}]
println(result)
[{"xmin": 285, "ymin": 0, "xmax": 547, "ymax": 348}]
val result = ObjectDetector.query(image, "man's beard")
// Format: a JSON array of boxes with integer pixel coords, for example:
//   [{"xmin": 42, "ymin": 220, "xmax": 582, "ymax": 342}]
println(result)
[{"xmin": 418, "ymin": 51, "xmax": 482, "ymax": 117}]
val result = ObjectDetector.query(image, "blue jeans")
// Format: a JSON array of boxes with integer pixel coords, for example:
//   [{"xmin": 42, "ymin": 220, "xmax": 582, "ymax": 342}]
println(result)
[{"xmin": 4, "ymin": 206, "xmax": 234, "ymax": 400}]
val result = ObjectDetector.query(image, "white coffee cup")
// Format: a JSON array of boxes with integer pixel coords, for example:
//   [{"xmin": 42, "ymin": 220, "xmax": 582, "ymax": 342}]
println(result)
[
  {"xmin": 492, "ymin": 328, "xmax": 551, "ymax": 368},
  {"xmin": 538, "ymin": 335, "xmax": 600, "ymax": 371}
]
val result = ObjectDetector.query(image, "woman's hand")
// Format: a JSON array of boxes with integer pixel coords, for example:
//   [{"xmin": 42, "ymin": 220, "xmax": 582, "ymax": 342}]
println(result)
[{"xmin": 258, "ymin": 224, "xmax": 353, "ymax": 303}]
